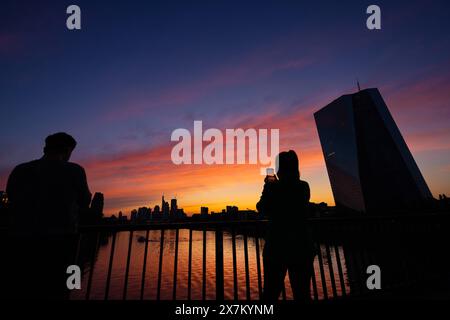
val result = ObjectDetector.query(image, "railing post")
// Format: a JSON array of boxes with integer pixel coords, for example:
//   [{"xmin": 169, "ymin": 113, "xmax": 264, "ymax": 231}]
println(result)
[
  {"xmin": 86, "ymin": 232, "xmax": 100, "ymax": 300},
  {"xmin": 123, "ymin": 230, "xmax": 134, "ymax": 300},
  {"xmin": 104, "ymin": 232, "xmax": 117, "ymax": 300},
  {"xmin": 254, "ymin": 229, "xmax": 262, "ymax": 300},
  {"xmin": 215, "ymin": 227, "xmax": 224, "ymax": 300},
  {"xmin": 156, "ymin": 229, "xmax": 165, "ymax": 300},
  {"xmin": 243, "ymin": 233, "xmax": 251, "ymax": 300},
  {"xmin": 140, "ymin": 229, "xmax": 150, "ymax": 300},
  {"xmin": 172, "ymin": 228, "xmax": 180, "ymax": 300},
  {"xmin": 231, "ymin": 227, "xmax": 238, "ymax": 300},
  {"xmin": 187, "ymin": 228, "xmax": 193, "ymax": 300},
  {"xmin": 202, "ymin": 228, "xmax": 206, "ymax": 300}
]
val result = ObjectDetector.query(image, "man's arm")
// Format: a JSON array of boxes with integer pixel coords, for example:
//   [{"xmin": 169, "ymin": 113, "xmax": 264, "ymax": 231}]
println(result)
[
  {"xmin": 74, "ymin": 165, "xmax": 92, "ymax": 209},
  {"xmin": 6, "ymin": 166, "xmax": 21, "ymax": 205}
]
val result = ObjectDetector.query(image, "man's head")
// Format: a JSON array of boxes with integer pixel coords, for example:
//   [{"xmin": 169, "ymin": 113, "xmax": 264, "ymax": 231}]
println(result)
[{"xmin": 43, "ymin": 132, "xmax": 77, "ymax": 161}]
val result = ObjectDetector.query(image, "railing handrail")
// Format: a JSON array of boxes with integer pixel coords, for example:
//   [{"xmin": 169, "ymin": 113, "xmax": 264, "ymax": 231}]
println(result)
[
  {"xmin": 78, "ymin": 219, "xmax": 269, "ymax": 232},
  {"xmin": 77, "ymin": 211, "xmax": 450, "ymax": 232}
]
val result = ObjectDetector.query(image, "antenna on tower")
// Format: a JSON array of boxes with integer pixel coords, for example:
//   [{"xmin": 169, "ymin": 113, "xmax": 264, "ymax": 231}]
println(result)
[{"xmin": 357, "ymin": 79, "xmax": 361, "ymax": 92}]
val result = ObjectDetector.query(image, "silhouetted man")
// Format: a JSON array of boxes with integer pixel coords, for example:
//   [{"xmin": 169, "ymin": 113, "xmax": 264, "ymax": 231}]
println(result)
[
  {"xmin": 4, "ymin": 132, "xmax": 91, "ymax": 299},
  {"xmin": 257, "ymin": 150, "xmax": 315, "ymax": 301}
]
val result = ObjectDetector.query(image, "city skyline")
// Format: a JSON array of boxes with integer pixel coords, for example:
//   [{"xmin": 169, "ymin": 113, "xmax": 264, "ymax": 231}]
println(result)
[
  {"xmin": 1, "ymin": 1, "xmax": 450, "ymax": 215},
  {"xmin": 110, "ymin": 193, "xmax": 259, "ymax": 219}
]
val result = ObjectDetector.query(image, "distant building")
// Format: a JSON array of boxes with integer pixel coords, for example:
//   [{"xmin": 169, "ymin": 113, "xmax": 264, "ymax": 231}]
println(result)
[
  {"xmin": 200, "ymin": 206, "xmax": 209, "ymax": 216},
  {"xmin": 191, "ymin": 213, "xmax": 202, "ymax": 220},
  {"xmin": 0, "ymin": 191, "xmax": 7, "ymax": 208},
  {"xmin": 226, "ymin": 206, "xmax": 239, "ymax": 215},
  {"xmin": 0, "ymin": 191, "xmax": 8, "ymax": 223},
  {"xmin": 314, "ymin": 88, "xmax": 433, "ymax": 214},
  {"xmin": 170, "ymin": 198, "xmax": 178, "ymax": 216},
  {"xmin": 137, "ymin": 207, "xmax": 151, "ymax": 222},
  {"xmin": 176, "ymin": 208, "xmax": 186, "ymax": 218},
  {"xmin": 213, "ymin": 211, "xmax": 224, "ymax": 217},
  {"xmin": 237, "ymin": 209, "xmax": 258, "ymax": 220},
  {"xmin": 130, "ymin": 209, "xmax": 138, "ymax": 222},
  {"xmin": 117, "ymin": 211, "xmax": 127, "ymax": 223},
  {"xmin": 161, "ymin": 196, "xmax": 170, "ymax": 217}
]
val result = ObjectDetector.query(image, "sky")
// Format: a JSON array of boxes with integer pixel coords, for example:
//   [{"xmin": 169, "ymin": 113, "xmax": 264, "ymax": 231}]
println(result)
[{"xmin": 1, "ymin": 0, "xmax": 450, "ymax": 215}]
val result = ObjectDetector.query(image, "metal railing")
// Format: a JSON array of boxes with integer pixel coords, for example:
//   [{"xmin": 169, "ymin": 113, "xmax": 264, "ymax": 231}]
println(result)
[
  {"xmin": 72, "ymin": 213, "xmax": 450, "ymax": 300},
  {"xmin": 76, "ymin": 221, "xmax": 267, "ymax": 300}
]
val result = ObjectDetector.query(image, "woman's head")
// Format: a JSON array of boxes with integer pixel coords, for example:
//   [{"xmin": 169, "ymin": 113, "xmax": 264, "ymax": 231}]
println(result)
[{"xmin": 276, "ymin": 150, "xmax": 300, "ymax": 181}]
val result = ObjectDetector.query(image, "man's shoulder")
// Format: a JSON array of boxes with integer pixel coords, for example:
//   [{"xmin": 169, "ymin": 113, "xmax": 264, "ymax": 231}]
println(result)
[
  {"xmin": 65, "ymin": 162, "xmax": 86, "ymax": 174},
  {"xmin": 12, "ymin": 159, "xmax": 41, "ymax": 172}
]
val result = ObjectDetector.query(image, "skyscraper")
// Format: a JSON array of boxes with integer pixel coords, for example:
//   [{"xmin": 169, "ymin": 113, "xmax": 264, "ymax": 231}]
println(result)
[
  {"xmin": 162, "ymin": 195, "xmax": 170, "ymax": 217},
  {"xmin": 201, "ymin": 207, "xmax": 209, "ymax": 216},
  {"xmin": 314, "ymin": 88, "xmax": 433, "ymax": 214},
  {"xmin": 170, "ymin": 198, "xmax": 178, "ymax": 216}
]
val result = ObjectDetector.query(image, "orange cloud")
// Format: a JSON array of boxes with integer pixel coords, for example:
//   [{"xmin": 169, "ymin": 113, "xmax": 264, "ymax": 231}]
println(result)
[{"xmin": 81, "ymin": 105, "xmax": 331, "ymax": 215}]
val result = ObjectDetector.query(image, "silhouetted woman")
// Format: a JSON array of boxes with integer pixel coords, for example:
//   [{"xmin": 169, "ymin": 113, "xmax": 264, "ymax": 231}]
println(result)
[{"xmin": 257, "ymin": 150, "xmax": 315, "ymax": 301}]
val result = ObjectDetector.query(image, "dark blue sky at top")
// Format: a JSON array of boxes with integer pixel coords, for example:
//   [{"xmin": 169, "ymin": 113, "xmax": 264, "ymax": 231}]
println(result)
[{"xmin": 1, "ymin": 0, "xmax": 450, "ymax": 186}]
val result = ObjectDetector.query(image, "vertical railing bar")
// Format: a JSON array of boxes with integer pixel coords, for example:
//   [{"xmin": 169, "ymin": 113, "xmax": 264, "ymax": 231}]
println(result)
[
  {"xmin": 350, "ymin": 247, "xmax": 364, "ymax": 295},
  {"xmin": 352, "ymin": 249, "xmax": 365, "ymax": 295},
  {"xmin": 73, "ymin": 233, "xmax": 82, "ymax": 265},
  {"xmin": 202, "ymin": 228, "xmax": 207, "ymax": 301},
  {"xmin": 254, "ymin": 230, "xmax": 262, "ymax": 300},
  {"xmin": 317, "ymin": 243, "xmax": 328, "ymax": 300},
  {"xmin": 325, "ymin": 243, "xmax": 337, "ymax": 298},
  {"xmin": 231, "ymin": 228, "xmax": 238, "ymax": 301},
  {"xmin": 123, "ymin": 230, "xmax": 134, "ymax": 300},
  {"xmin": 69, "ymin": 232, "xmax": 82, "ymax": 300},
  {"xmin": 403, "ymin": 249, "xmax": 414, "ymax": 286},
  {"xmin": 343, "ymin": 246, "xmax": 360, "ymax": 296},
  {"xmin": 85, "ymin": 232, "xmax": 100, "ymax": 300},
  {"xmin": 104, "ymin": 232, "xmax": 117, "ymax": 300},
  {"xmin": 215, "ymin": 227, "xmax": 224, "ymax": 300},
  {"xmin": 172, "ymin": 228, "xmax": 180, "ymax": 300},
  {"xmin": 243, "ymin": 234, "xmax": 251, "ymax": 300},
  {"xmin": 355, "ymin": 248, "xmax": 366, "ymax": 294},
  {"xmin": 140, "ymin": 229, "xmax": 150, "ymax": 300},
  {"xmin": 187, "ymin": 228, "xmax": 193, "ymax": 301},
  {"xmin": 156, "ymin": 229, "xmax": 165, "ymax": 301},
  {"xmin": 363, "ymin": 246, "xmax": 374, "ymax": 266},
  {"xmin": 281, "ymin": 281, "xmax": 287, "ymax": 300},
  {"xmin": 311, "ymin": 258, "xmax": 319, "ymax": 301},
  {"xmin": 334, "ymin": 245, "xmax": 346, "ymax": 296}
]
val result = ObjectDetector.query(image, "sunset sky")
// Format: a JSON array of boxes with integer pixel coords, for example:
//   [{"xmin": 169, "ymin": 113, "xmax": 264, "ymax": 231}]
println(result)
[{"xmin": 1, "ymin": 0, "xmax": 449, "ymax": 215}]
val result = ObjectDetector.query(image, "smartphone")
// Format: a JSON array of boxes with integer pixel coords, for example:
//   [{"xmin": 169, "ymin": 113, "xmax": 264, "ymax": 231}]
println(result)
[{"xmin": 265, "ymin": 168, "xmax": 277, "ymax": 182}]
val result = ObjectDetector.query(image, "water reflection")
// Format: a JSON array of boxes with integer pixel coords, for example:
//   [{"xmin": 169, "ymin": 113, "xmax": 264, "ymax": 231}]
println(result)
[{"xmin": 71, "ymin": 229, "xmax": 350, "ymax": 300}]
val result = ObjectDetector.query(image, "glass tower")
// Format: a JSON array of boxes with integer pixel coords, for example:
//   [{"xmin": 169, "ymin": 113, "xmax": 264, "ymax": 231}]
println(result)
[{"xmin": 314, "ymin": 88, "xmax": 433, "ymax": 214}]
